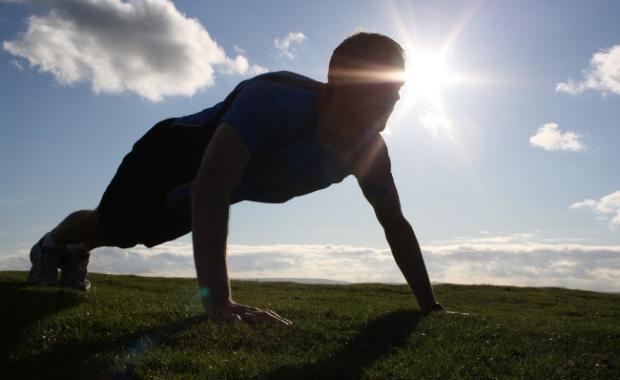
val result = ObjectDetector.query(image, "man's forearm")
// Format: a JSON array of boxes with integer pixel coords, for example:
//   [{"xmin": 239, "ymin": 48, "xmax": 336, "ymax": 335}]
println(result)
[
  {"xmin": 191, "ymin": 185, "xmax": 232, "ymax": 312},
  {"xmin": 384, "ymin": 218, "xmax": 437, "ymax": 312}
]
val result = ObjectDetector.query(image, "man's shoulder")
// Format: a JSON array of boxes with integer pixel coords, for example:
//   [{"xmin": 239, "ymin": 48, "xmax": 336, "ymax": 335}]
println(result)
[
  {"xmin": 350, "ymin": 132, "xmax": 392, "ymax": 177},
  {"xmin": 244, "ymin": 71, "xmax": 324, "ymax": 97},
  {"xmin": 350, "ymin": 132, "xmax": 396, "ymax": 201},
  {"xmin": 239, "ymin": 72, "xmax": 324, "ymax": 117},
  {"xmin": 250, "ymin": 70, "xmax": 323, "ymax": 86},
  {"xmin": 172, "ymin": 72, "xmax": 321, "ymax": 128},
  {"xmin": 356, "ymin": 131, "xmax": 390, "ymax": 157}
]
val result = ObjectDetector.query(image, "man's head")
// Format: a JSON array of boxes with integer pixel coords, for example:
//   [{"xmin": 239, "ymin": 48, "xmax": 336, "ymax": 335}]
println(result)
[
  {"xmin": 328, "ymin": 32, "xmax": 405, "ymax": 85},
  {"xmin": 326, "ymin": 32, "xmax": 406, "ymax": 133}
]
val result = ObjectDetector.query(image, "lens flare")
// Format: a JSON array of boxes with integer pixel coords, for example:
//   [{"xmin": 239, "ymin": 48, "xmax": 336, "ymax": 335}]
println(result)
[{"xmin": 405, "ymin": 51, "xmax": 456, "ymax": 102}]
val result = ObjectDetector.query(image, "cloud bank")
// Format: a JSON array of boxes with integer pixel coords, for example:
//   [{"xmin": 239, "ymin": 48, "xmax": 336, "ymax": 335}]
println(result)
[
  {"xmin": 2, "ymin": 0, "xmax": 267, "ymax": 101},
  {"xmin": 274, "ymin": 32, "xmax": 306, "ymax": 59},
  {"xmin": 529, "ymin": 123, "xmax": 585, "ymax": 152},
  {"xmin": 571, "ymin": 190, "xmax": 620, "ymax": 229},
  {"xmin": 2, "ymin": 236, "xmax": 619, "ymax": 292},
  {"xmin": 417, "ymin": 105, "xmax": 456, "ymax": 140},
  {"xmin": 556, "ymin": 44, "xmax": 620, "ymax": 96}
]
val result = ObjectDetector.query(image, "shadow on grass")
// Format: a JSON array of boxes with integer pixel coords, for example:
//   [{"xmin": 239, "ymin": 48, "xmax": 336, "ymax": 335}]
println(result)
[
  {"xmin": 5, "ymin": 310, "xmax": 210, "ymax": 380},
  {"xmin": 4, "ymin": 278, "xmax": 422, "ymax": 380},
  {"xmin": 0, "ymin": 279, "xmax": 83, "ymax": 363},
  {"xmin": 261, "ymin": 309, "xmax": 423, "ymax": 380}
]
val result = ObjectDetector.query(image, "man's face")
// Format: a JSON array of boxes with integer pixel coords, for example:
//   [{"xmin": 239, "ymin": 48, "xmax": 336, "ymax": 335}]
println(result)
[
  {"xmin": 351, "ymin": 80, "xmax": 404, "ymax": 130},
  {"xmin": 332, "ymin": 66, "xmax": 405, "ymax": 133}
]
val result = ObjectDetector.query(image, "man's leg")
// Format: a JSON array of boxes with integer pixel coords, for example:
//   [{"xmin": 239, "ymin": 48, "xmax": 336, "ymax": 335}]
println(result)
[
  {"xmin": 28, "ymin": 118, "xmax": 181, "ymax": 287},
  {"xmin": 50, "ymin": 209, "xmax": 110, "ymax": 251},
  {"xmin": 28, "ymin": 209, "xmax": 110, "ymax": 289}
]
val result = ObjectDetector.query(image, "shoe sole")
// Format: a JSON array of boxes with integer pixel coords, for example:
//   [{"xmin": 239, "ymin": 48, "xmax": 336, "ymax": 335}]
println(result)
[{"xmin": 59, "ymin": 279, "xmax": 91, "ymax": 291}]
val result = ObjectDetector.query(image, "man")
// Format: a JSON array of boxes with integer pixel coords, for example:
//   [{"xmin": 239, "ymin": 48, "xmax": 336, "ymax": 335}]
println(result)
[{"xmin": 27, "ymin": 32, "xmax": 444, "ymax": 325}]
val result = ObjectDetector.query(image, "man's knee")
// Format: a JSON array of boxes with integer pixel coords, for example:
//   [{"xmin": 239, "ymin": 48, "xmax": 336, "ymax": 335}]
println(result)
[{"xmin": 88, "ymin": 210, "xmax": 117, "ymax": 249}]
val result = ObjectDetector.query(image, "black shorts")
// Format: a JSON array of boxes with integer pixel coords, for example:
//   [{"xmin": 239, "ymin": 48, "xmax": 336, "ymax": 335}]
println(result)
[{"xmin": 96, "ymin": 118, "xmax": 216, "ymax": 248}]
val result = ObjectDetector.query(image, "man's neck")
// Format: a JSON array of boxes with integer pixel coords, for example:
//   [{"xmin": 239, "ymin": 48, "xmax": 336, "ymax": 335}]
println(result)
[{"xmin": 318, "ymin": 100, "xmax": 376, "ymax": 168}]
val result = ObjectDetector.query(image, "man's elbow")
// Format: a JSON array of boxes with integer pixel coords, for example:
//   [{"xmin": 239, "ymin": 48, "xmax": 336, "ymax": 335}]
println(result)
[
  {"xmin": 378, "ymin": 212, "xmax": 410, "ymax": 232},
  {"xmin": 190, "ymin": 174, "xmax": 232, "ymax": 204}
]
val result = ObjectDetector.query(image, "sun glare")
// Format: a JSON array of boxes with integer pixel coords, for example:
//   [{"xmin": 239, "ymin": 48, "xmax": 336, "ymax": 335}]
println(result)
[
  {"xmin": 405, "ymin": 51, "xmax": 455, "ymax": 102},
  {"xmin": 384, "ymin": 49, "xmax": 458, "ymax": 138}
]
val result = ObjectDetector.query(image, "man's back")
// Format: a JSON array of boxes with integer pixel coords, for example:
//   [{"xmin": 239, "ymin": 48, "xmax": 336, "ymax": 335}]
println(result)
[{"xmin": 167, "ymin": 71, "xmax": 367, "ymax": 205}]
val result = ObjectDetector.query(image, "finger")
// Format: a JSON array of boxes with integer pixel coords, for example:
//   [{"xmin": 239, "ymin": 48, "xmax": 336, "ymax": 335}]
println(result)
[
  {"xmin": 218, "ymin": 313, "xmax": 243, "ymax": 323},
  {"xmin": 238, "ymin": 311, "xmax": 268, "ymax": 324},
  {"xmin": 232, "ymin": 304, "xmax": 293, "ymax": 326},
  {"xmin": 241, "ymin": 311, "xmax": 291, "ymax": 326},
  {"xmin": 445, "ymin": 310, "xmax": 476, "ymax": 316},
  {"xmin": 265, "ymin": 309, "xmax": 293, "ymax": 325},
  {"xmin": 234, "ymin": 303, "xmax": 262, "ymax": 312}
]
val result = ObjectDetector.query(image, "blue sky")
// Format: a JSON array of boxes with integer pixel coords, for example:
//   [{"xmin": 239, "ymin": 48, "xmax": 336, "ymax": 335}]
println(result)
[{"xmin": 1, "ymin": 0, "xmax": 619, "ymax": 291}]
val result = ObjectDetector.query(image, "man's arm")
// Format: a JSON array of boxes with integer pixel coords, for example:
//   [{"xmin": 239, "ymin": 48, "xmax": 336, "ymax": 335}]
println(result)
[
  {"xmin": 363, "ymin": 184, "xmax": 440, "ymax": 314},
  {"xmin": 191, "ymin": 123, "xmax": 291, "ymax": 325},
  {"xmin": 353, "ymin": 137, "xmax": 441, "ymax": 314}
]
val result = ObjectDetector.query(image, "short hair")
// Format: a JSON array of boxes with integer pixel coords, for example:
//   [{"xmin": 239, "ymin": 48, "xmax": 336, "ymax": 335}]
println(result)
[{"xmin": 328, "ymin": 32, "xmax": 405, "ymax": 84}]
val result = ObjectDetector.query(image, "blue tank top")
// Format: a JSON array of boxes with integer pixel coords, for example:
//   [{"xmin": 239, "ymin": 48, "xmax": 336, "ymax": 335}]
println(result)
[{"xmin": 170, "ymin": 71, "xmax": 353, "ymax": 204}]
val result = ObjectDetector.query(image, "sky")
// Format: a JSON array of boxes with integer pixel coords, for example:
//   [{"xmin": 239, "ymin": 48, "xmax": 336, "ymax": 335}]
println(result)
[{"xmin": 1, "ymin": 0, "xmax": 619, "ymax": 292}]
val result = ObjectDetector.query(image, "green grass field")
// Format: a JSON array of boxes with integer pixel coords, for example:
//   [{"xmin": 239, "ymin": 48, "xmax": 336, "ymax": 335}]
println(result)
[{"xmin": 1, "ymin": 271, "xmax": 619, "ymax": 379}]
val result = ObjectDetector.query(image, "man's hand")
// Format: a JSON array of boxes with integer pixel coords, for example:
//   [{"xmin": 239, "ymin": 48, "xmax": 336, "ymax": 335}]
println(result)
[
  {"xmin": 206, "ymin": 300, "xmax": 293, "ymax": 326},
  {"xmin": 422, "ymin": 303, "xmax": 476, "ymax": 317},
  {"xmin": 421, "ymin": 302, "xmax": 445, "ymax": 316}
]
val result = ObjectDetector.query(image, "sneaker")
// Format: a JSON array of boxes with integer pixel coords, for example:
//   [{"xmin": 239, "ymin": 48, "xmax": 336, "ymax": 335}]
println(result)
[
  {"xmin": 27, "ymin": 236, "xmax": 62, "ymax": 286},
  {"xmin": 59, "ymin": 246, "xmax": 91, "ymax": 290}
]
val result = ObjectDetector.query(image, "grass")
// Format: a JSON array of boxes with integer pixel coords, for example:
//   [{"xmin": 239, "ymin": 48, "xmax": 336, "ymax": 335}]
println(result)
[{"xmin": 1, "ymin": 271, "xmax": 619, "ymax": 379}]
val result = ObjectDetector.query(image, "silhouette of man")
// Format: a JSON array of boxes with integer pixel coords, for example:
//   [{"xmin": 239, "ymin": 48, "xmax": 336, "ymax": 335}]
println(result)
[{"xmin": 27, "ymin": 32, "xmax": 444, "ymax": 325}]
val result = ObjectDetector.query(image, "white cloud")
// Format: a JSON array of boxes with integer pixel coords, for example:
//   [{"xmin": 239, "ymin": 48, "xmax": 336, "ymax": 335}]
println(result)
[
  {"xmin": 418, "ymin": 107, "xmax": 454, "ymax": 139},
  {"xmin": 10, "ymin": 59, "xmax": 24, "ymax": 70},
  {"xmin": 529, "ymin": 123, "xmax": 585, "ymax": 152},
  {"xmin": 2, "ymin": 0, "xmax": 267, "ymax": 101},
  {"xmin": 2, "ymin": 236, "xmax": 620, "ymax": 292},
  {"xmin": 556, "ymin": 44, "xmax": 620, "ymax": 96},
  {"xmin": 274, "ymin": 32, "xmax": 306, "ymax": 59},
  {"xmin": 570, "ymin": 190, "xmax": 620, "ymax": 229},
  {"xmin": 233, "ymin": 45, "xmax": 245, "ymax": 55}
]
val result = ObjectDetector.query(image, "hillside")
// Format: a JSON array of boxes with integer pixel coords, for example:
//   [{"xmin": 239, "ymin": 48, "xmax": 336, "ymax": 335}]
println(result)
[{"xmin": 1, "ymin": 271, "xmax": 619, "ymax": 379}]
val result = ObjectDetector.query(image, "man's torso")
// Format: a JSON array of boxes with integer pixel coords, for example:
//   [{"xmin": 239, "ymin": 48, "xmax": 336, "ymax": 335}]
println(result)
[{"xmin": 171, "ymin": 71, "xmax": 353, "ymax": 204}]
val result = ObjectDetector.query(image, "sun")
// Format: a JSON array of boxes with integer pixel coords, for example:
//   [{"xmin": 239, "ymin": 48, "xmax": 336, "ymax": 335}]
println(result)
[
  {"xmin": 383, "ymin": 49, "xmax": 459, "ymax": 139},
  {"xmin": 404, "ymin": 51, "xmax": 455, "ymax": 102}
]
